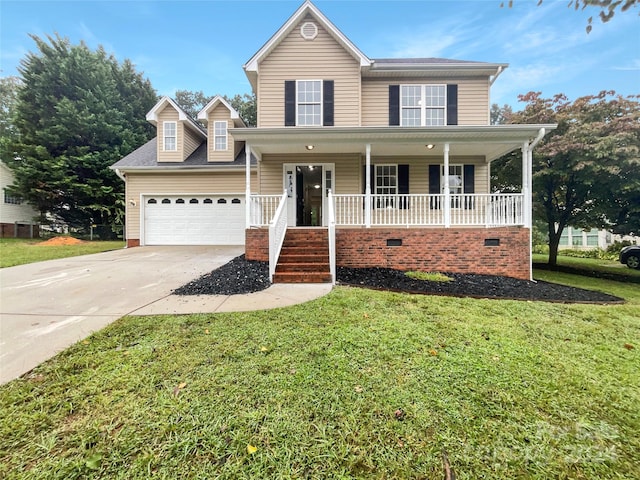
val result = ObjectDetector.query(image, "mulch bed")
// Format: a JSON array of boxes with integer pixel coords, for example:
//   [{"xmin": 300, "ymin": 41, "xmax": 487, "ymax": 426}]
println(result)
[{"xmin": 174, "ymin": 255, "xmax": 624, "ymax": 304}]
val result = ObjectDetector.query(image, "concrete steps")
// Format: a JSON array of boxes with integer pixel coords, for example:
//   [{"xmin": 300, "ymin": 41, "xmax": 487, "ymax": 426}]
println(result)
[{"xmin": 273, "ymin": 228, "xmax": 332, "ymax": 283}]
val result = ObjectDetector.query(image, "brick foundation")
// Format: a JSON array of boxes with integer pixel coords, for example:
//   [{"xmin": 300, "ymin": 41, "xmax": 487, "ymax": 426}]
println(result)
[
  {"xmin": 1, "ymin": 222, "xmax": 40, "ymax": 239},
  {"xmin": 127, "ymin": 239, "xmax": 140, "ymax": 248},
  {"xmin": 245, "ymin": 228, "xmax": 269, "ymax": 261},
  {"xmin": 246, "ymin": 227, "xmax": 531, "ymax": 280}
]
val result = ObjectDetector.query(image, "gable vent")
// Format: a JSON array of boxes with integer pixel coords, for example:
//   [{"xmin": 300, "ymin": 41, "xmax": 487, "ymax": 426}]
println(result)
[{"xmin": 300, "ymin": 21, "xmax": 318, "ymax": 40}]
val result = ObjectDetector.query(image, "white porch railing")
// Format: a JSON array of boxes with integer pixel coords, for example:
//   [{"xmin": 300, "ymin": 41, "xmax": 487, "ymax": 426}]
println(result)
[
  {"xmin": 268, "ymin": 191, "xmax": 288, "ymax": 281},
  {"xmin": 249, "ymin": 194, "xmax": 283, "ymax": 227},
  {"xmin": 333, "ymin": 193, "xmax": 524, "ymax": 227},
  {"xmin": 327, "ymin": 190, "xmax": 336, "ymax": 284}
]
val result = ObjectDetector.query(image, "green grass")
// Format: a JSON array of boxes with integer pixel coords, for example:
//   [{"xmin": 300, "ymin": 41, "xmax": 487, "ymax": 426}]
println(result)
[
  {"xmin": 533, "ymin": 253, "xmax": 640, "ymax": 279},
  {"xmin": 0, "ymin": 238, "xmax": 125, "ymax": 268},
  {"xmin": 405, "ymin": 271, "xmax": 452, "ymax": 282},
  {"xmin": 1, "ymin": 272, "xmax": 638, "ymax": 479}
]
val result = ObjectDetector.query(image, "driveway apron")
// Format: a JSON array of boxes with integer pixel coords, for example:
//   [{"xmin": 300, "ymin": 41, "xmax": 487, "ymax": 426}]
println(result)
[{"xmin": 0, "ymin": 245, "xmax": 242, "ymax": 384}]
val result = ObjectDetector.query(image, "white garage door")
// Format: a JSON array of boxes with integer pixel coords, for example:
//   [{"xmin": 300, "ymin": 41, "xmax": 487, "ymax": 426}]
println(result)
[{"xmin": 143, "ymin": 195, "xmax": 245, "ymax": 245}]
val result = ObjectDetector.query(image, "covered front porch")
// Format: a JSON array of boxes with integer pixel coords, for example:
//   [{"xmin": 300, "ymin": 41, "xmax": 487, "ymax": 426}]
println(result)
[{"xmin": 231, "ymin": 125, "xmax": 552, "ymax": 283}]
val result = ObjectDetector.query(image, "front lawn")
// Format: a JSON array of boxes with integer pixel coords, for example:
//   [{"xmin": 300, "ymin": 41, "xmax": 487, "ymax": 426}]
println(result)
[
  {"xmin": 1, "ymin": 273, "xmax": 638, "ymax": 479},
  {"xmin": 0, "ymin": 238, "xmax": 125, "ymax": 268},
  {"xmin": 533, "ymin": 253, "xmax": 640, "ymax": 280}
]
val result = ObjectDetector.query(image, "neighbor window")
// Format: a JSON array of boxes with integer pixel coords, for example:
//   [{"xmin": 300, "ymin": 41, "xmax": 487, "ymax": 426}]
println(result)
[
  {"xmin": 214, "ymin": 121, "xmax": 227, "ymax": 151},
  {"xmin": 163, "ymin": 121, "xmax": 177, "ymax": 151},
  {"xmin": 3, "ymin": 188, "xmax": 22, "ymax": 205},
  {"xmin": 401, "ymin": 85, "xmax": 445, "ymax": 126},
  {"xmin": 297, "ymin": 80, "xmax": 322, "ymax": 126}
]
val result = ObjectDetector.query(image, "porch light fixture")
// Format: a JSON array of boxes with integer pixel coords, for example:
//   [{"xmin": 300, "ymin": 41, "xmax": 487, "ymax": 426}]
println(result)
[
  {"xmin": 129, "ymin": 199, "xmax": 136, "ymax": 207},
  {"xmin": 305, "ymin": 145, "xmax": 314, "ymax": 150},
  {"xmin": 426, "ymin": 144, "xmax": 435, "ymax": 149}
]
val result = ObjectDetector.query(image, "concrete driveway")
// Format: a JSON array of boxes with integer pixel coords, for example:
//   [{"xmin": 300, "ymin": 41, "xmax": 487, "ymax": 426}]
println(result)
[{"xmin": 0, "ymin": 245, "xmax": 242, "ymax": 384}]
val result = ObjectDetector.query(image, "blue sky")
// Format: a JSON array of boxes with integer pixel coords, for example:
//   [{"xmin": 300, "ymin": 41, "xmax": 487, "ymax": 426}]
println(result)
[{"xmin": 1, "ymin": 0, "xmax": 638, "ymax": 110}]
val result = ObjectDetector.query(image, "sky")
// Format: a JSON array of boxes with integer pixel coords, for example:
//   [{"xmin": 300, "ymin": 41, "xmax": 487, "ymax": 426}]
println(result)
[{"xmin": 1, "ymin": 0, "xmax": 638, "ymax": 110}]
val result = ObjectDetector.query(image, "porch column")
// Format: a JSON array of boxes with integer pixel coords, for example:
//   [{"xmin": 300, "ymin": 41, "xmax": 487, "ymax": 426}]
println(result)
[
  {"xmin": 521, "ymin": 142, "xmax": 530, "ymax": 228},
  {"xmin": 443, "ymin": 143, "xmax": 450, "ymax": 228},
  {"xmin": 245, "ymin": 144, "xmax": 252, "ymax": 229},
  {"xmin": 365, "ymin": 143, "xmax": 371, "ymax": 228}
]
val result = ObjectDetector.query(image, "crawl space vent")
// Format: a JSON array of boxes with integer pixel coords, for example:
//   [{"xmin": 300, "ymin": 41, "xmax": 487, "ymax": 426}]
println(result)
[{"xmin": 300, "ymin": 22, "xmax": 318, "ymax": 40}]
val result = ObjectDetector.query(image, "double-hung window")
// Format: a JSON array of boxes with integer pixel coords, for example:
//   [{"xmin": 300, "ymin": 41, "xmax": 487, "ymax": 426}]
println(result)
[
  {"xmin": 401, "ymin": 85, "xmax": 446, "ymax": 126},
  {"xmin": 297, "ymin": 80, "xmax": 322, "ymax": 126},
  {"xmin": 214, "ymin": 121, "xmax": 227, "ymax": 151},
  {"xmin": 163, "ymin": 121, "xmax": 177, "ymax": 151},
  {"xmin": 442, "ymin": 164, "xmax": 463, "ymax": 208},
  {"xmin": 376, "ymin": 164, "xmax": 397, "ymax": 208}
]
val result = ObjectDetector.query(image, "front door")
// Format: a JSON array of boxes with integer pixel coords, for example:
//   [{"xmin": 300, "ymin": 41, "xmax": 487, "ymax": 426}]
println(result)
[{"xmin": 284, "ymin": 164, "xmax": 334, "ymax": 226}]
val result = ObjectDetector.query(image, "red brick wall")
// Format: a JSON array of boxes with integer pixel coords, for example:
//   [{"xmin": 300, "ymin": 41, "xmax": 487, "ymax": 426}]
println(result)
[
  {"xmin": 244, "ymin": 227, "xmax": 531, "ymax": 280},
  {"xmin": 245, "ymin": 228, "xmax": 269, "ymax": 261},
  {"xmin": 336, "ymin": 227, "xmax": 531, "ymax": 280},
  {"xmin": 127, "ymin": 239, "xmax": 140, "ymax": 248},
  {"xmin": 0, "ymin": 222, "xmax": 40, "ymax": 239}
]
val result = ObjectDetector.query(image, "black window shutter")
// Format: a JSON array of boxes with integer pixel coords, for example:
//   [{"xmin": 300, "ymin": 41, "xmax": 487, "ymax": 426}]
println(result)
[
  {"xmin": 323, "ymin": 80, "xmax": 334, "ymax": 126},
  {"xmin": 429, "ymin": 164, "xmax": 441, "ymax": 210},
  {"xmin": 463, "ymin": 164, "xmax": 475, "ymax": 209},
  {"xmin": 389, "ymin": 85, "xmax": 400, "ymax": 126},
  {"xmin": 398, "ymin": 164, "xmax": 410, "ymax": 209},
  {"xmin": 284, "ymin": 81, "xmax": 296, "ymax": 126},
  {"xmin": 447, "ymin": 84, "xmax": 458, "ymax": 126}
]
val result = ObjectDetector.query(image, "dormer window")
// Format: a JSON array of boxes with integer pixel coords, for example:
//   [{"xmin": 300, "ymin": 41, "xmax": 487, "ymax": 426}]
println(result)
[
  {"xmin": 214, "ymin": 121, "xmax": 227, "ymax": 151},
  {"xmin": 163, "ymin": 121, "xmax": 177, "ymax": 151}
]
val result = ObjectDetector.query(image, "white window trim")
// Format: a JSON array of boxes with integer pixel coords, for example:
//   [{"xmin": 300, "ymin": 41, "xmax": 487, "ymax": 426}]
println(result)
[
  {"xmin": 213, "ymin": 120, "xmax": 228, "ymax": 151},
  {"xmin": 296, "ymin": 79, "xmax": 323, "ymax": 127},
  {"xmin": 400, "ymin": 84, "xmax": 447, "ymax": 127},
  {"xmin": 441, "ymin": 164, "xmax": 464, "ymax": 194},
  {"xmin": 163, "ymin": 121, "xmax": 177, "ymax": 152}
]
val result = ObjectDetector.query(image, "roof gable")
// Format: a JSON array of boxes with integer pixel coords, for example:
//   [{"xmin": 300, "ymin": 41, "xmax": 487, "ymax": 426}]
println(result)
[
  {"xmin": 146, "ymin": 96, "xmax": 207, "ymax": 139},
  {"xmin": 243, "ymin": 0, "xmax": 371, "ymax": 79},
  {"xmin": 196, "ymin": 95, "xmax": 246, "ymax": 127}
]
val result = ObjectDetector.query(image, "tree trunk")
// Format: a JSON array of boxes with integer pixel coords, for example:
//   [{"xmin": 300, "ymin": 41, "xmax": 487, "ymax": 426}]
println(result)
[{"xmin": 548, "ymin": 221, "xmax": 563, "ymax": 266}]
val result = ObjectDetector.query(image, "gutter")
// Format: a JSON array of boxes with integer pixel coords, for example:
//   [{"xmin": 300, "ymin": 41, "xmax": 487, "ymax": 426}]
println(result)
[
  {"xmin": 114, "ymin": 168, "xmax": 125, "ymax": 181},
  {"xmin": 529, "ymin": 127, "xmax": 546, "ymax": 149}
]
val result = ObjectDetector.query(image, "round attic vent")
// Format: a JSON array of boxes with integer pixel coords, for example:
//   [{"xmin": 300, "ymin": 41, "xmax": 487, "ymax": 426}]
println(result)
[{"xmin": 300, "ymin": 21, "xmax": 318, "ymax": 40}]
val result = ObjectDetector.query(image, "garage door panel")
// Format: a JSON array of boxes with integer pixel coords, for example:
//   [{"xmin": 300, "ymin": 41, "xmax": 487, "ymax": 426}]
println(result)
[{"xmin": 144, "ymin": 195, "xmax": 245, "ymax": 245}]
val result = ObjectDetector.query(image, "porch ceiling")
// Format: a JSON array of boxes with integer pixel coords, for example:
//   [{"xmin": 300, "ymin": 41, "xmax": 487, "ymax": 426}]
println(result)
[{"xmin": 229, "ymin": 125, "xmax": 556, "ymax": 161}]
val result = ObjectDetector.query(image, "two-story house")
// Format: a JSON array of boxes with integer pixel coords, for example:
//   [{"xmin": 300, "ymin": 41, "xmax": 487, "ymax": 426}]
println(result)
[{"xmin": 111, "ymin": 0, "xmax": 555, "ymax": 283}]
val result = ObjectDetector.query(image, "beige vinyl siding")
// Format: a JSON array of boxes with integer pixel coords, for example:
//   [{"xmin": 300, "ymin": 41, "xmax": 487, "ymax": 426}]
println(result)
[
  {"xmin": 183, "ymin": 125, "xmax": 201, "ymax": 161},
  {"xmin": 206, "ymin": 105, "xmax": 235, "ymax": 162},
  {"xmin": 258, "ymin": 14, "xmax": 361, "ymax": 127},
  {"xmin": 124, "ymin": 171, "xmax": 257, "ymax": 240},
  {"xmin": 361, "ymin": 78, "xmax": 490, "ymax": 126},
  {"xmin": 157, "ymin": 107, "xmax": 181, "ymax": 162}
]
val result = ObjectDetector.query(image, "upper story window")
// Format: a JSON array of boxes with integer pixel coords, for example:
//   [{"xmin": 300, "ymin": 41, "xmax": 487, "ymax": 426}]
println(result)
[
  {"xmin": 214, "ymin": 121, "xmax": 227, "ymax": 151},
  {"xmin": 297, "ymin": 80, "xmax": 322, "ymax": 126},
  {"xmin": 401, "ymin": 85, "xmax": 446, "ymax": 126},
  {"xmin": 163, "ymin": 121, "xmax": 177, "ymax": 151}
]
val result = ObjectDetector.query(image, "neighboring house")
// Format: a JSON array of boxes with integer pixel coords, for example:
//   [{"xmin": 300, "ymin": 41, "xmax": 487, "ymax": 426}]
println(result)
[
  {"xmin": 0, "ymin": 160, "xmax": 39, "ymax": 238},
  {"xmin": 559, "ymin": 226, "xmax": 640, "ymax": 250},
  {"xmin": 111, "ymin": 0, "xmax": 555, "ymax": 282}
]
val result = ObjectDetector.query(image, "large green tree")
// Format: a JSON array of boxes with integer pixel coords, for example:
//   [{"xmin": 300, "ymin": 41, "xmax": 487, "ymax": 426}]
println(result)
[
  {"xmin": 174, "ymin": 90, "xmax": 257, "ymax": 127},
  {"xmin": 492, "ymin": 91, "xmax": 640, "ymax": 265},
  {"xmin": 8, "ymin": 34, "xmax": 156, "ymax": 235}
]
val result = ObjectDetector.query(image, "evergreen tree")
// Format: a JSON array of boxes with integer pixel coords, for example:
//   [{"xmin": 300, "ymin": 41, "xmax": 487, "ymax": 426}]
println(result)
[{"xmin": 9, "ymin": 34, "xmax": 156, "ymax": 236}]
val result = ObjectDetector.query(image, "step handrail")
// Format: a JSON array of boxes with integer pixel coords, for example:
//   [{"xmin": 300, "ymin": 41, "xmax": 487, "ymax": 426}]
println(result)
[
  {"xmin": 269, "ymin": 190, "xmax": 288, "ymax": 282},
  {"xmin": 328, "ymin": 189, "xmax": 336, "ymax": 285}
]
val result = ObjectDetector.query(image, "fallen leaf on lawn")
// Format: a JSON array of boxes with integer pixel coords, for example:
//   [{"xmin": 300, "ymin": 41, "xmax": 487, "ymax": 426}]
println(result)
[
  {"xmin": 363, "ymin": 313, "xmax": 369, "ymax": 319},
  {"xmin": 247, "ymin": 444, "xmax": 257, "ymax": 454},
  {"xmin": 173, "ymin": 382, "xmax": 187, "ymax": 396},
  {"xmin": 624, "ymin": 343, "xmax": 634, "ymax": 350},
  {"xmin": 122, "ymin": 351, "xmax": 129, "ymax": 356},
  {"xmin": 178, "ymin": 382, "xmax": 187, "ymax": 389},
  {"xmin": 429, "ymin": 349, "xmax": 438, "ymax": 356},
  {"xmin": 205, "ymin": 329, "xmax": 210, "ymax": 334},
  {"xmin": 82, "ymin": 340, "xmax": 90, "ymax": 345},
  {"xmin": 394, "ymin": 408, "xmax": 406, "ymax": 421},
  {"xmin": 354, "ymin": 385, "xmax": 363, "ymax": 393},
  {"xmin": 260, "ymin": 346, "xmax": 269, "ymax": 353}
]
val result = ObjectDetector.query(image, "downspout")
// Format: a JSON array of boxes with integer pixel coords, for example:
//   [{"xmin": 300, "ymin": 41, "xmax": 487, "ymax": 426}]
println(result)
[
  {"xmin": 526, "ymin": 128, "xmax": 545, "ymax": 281},
  {"xmin": 114, "ymin": 168, "xmax": 125, "ymax": 182},
  {"xmin": 489, "ymin": 66, "xmax": 504, "ymax": 86}
]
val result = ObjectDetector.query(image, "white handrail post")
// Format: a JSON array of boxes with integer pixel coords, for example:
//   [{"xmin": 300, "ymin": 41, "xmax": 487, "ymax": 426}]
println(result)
[
  {"xmin": 268, "ymin": 190, "xmax": 288, "ymax": 282},
  {"xmin": 328, "ymin": 189, "xmax": 336, "ymax": 285},
  {"xmin": 443, "ymin": 143, "xmax": 451, "ymax": 228},
  {"xmin": 365, "ymin": 143, "xmax": 372, "ymax": 228},
  {"xmin": 245, "ymin": 145, "xmax": 252, "ymax": 229}
]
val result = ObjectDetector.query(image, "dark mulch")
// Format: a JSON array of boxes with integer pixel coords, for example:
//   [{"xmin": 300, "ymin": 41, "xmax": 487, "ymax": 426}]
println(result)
[{"xmin": 174, "ymin": 255, "xmax": 624, "ymax": 304}]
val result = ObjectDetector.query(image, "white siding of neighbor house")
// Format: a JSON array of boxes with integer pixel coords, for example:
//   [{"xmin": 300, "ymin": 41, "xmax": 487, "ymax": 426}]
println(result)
[{"xmin": 0, "ymin": 161, "xmax": 39, "ymax": 224}]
